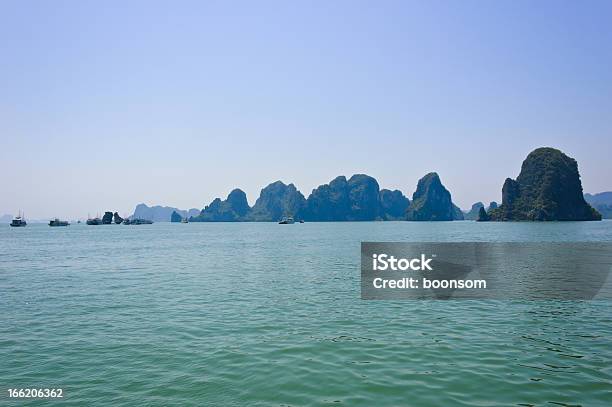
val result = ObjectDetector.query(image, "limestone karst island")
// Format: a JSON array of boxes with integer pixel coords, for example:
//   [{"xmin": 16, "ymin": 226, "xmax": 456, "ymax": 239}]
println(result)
[{"xmin": 127, "ymin": 147, "xmax": 602, "ymax": 224}]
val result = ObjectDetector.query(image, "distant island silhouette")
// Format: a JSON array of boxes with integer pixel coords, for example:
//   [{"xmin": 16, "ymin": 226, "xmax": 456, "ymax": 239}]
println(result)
[
  {"xmin": 127, "ymin": 147, "xmax": 604, "ymax": 223},
  {"xmin": 482, "ymin": 147, "xmax": 600, "ymax": 221},
  {"xmin": 584, "ymin": 192, "xmax": 612, "ymax": 219}
]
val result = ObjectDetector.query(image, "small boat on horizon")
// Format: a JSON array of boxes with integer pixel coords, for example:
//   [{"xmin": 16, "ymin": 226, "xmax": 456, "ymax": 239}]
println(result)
[
  {"xmin": 86, "ymin": 216, "xmax": 102, "ymax": 225},
  {"xmin": 49, "ymin": 218, "xmax": 69, "ymax": 227},
  {"xmin": 181, "ymin": 217, "xmax": 189, "ymax": 223},
  {"xmin": 10, "ymin": 212, "xmax": 27, "ymax": 227},
  {"xmin": 125, "ymin": 218, "xmax": 153, "ymax": 225},
  {"xmin": 278, "ymin": 216, "xmax": 295, "ymax": 224}
]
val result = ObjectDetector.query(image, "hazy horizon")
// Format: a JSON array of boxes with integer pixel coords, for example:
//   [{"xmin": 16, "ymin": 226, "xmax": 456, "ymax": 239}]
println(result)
[
  {"xmin": 2, "ymin": 1, "xmax": 611, "ymax": 219},
  {"xmin": 2, "ymin": 153, "xmax": 610, "ymax": 220}
]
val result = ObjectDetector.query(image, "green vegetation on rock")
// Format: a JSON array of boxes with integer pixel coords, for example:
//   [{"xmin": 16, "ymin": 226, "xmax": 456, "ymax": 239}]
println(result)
[
  {"xmin": 406, "ymin": 172, "xmax": 463, "ymax": 221},
  {"xmin": 464, "ymin": 202, "xmax": 484, "ymax": 220},
  {"xmin": 488, "ymin": 147, "xmax": 601, "ymax": 221},
  {"xmin": 303, "ymin": 174, "xmax": 382, "ymax": 221},
  {"xmin": 191, "ymin": 189, "xmax": 250, "ymax": 222},
  {"xmin": 477, "ymin": 206, "xmax": 490, "ymax": 222},
  {"xmin": 245, "ymin": 181, "xmax": 306, "ymax": 221},
  {"xmin": 170, "ymin": 210, "xmax": 182, "ymax": 223},
  {"xmin": 584, "ymin": 192, "xmax": 612, "ymax": 219},
  {"xmin": 379, "ymin": 189, "xmax": 410, "ymax": 220}
]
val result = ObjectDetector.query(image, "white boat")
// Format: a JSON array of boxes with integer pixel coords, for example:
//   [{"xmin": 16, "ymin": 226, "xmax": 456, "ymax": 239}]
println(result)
[
  {"xmin": 278, "ymin": 217, "xmax": 295, "ymax": 224},
  {"xmin": 10, "ymin": 213, "xmax": 27, "ymax": 227}
]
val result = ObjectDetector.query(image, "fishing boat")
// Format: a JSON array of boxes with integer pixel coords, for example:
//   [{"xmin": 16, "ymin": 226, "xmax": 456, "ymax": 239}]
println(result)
[
  {"xmin": 10, "ymin": 212, "xmax": 27, "ymax": 227},
  {"xmin": 181, "ymin": 217, "xmax": 189, "ymax": 223},
  {"xmin": 49, "ymin": 218, "xmax": 69, "ymax": 227},
  {"xmin": 278, "ymin": 217, "xmax": 295, "ymax": 224}
]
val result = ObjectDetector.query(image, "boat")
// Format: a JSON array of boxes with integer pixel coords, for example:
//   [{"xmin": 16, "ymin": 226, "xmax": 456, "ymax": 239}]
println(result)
[
  {"xmin": 181, "ymin": 217, "xmax": 189, "ymax": 224},
  {"xmin": 10, "ymin": 213, "xmax": 27, "ymax": 227},
  {"xmin": 126, "ymin": 218, "xmax": 153, "ymax": 225},
  {"xmin": 86, "ymin": 217, "xmax": 102, "ymax": 225},
  {"xmin": 278, "ymin": 217, "xmax": 295, "ymax": 224},
  {"xmin": 49, "ymin": 218, "xmax": 69, "ymax": 227},
  {"xmin": 299, "ymin": 220, "xmax": 304, "ymax": 223}
]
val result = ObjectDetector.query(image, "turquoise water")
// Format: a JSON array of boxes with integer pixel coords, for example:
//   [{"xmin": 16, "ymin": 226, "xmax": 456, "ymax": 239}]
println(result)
[{"xmin": 1, "ymin": 221, "xmax": 612, "ymax": 406}]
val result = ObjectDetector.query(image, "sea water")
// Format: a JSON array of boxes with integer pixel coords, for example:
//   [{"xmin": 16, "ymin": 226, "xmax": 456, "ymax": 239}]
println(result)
[{"xmin": 1, "ymin": 221, "xmax": 611, "ymax": 406}]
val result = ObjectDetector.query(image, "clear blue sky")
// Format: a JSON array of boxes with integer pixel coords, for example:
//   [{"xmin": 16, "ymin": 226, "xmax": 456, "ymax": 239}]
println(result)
[{"xmin": 1, "ymin": 0, "xmax": 611, "ymax": 219}]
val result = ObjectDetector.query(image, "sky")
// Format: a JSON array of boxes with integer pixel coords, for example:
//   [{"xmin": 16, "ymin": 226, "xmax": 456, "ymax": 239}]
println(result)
[{"xmin": 1, "ymin": 0, "xmax": 611, "ymax": 219}]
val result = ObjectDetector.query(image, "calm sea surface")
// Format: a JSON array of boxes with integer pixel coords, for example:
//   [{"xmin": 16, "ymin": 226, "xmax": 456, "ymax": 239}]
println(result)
[{"xmin": 1, "ymin": 221, "xmax": 612, "ymax": 406}]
